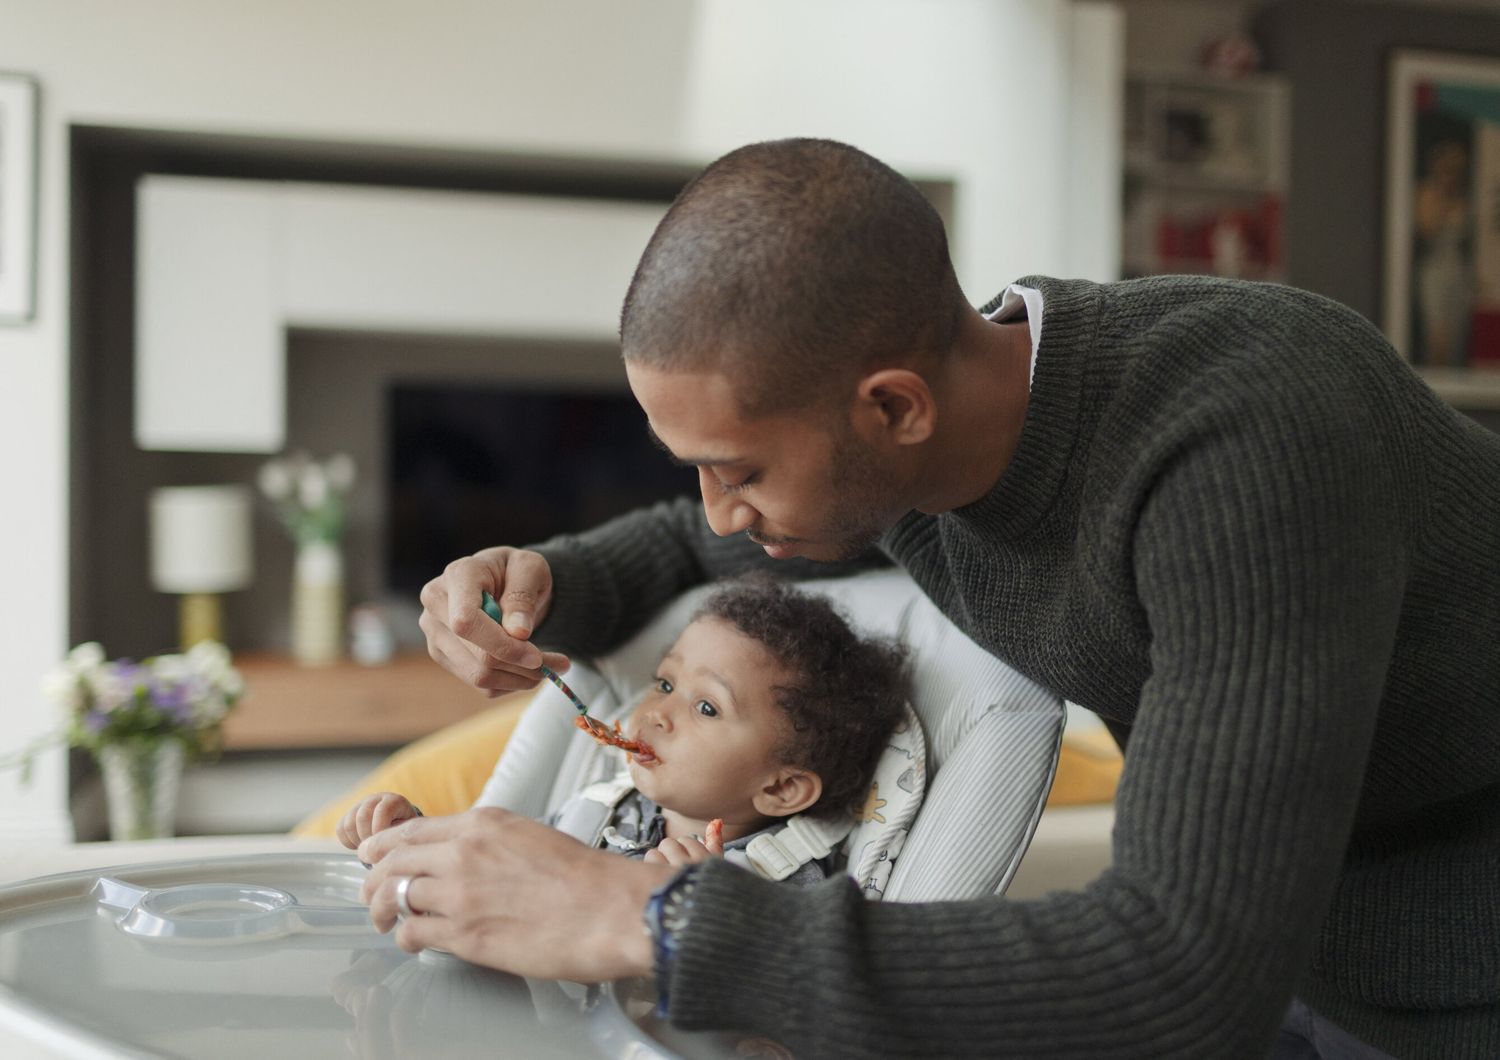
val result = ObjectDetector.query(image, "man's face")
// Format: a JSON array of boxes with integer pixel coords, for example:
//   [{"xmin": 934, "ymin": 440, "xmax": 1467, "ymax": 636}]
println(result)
[{"xmin": 625, "ymin": 361, "xmax": 906, "ymax": 562}]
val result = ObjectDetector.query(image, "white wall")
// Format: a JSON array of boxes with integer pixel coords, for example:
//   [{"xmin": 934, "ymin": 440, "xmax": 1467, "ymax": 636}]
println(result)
[
  {"xmin": 682, "ymin": 0, "xmax": 1123, "ymax": 289},
  {"xmin": 0, "ymin": 0, "xmax": 1121, "ymax": 844},
  {"xmin": 137, "ymin": 178, "xmax": 671, "ymax": 451}
]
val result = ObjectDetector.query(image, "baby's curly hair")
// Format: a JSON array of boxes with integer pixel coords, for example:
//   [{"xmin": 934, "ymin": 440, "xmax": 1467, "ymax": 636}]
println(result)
[{"xmin": 693, "ymin": 577, "xmax": 909, "ymax": 821}]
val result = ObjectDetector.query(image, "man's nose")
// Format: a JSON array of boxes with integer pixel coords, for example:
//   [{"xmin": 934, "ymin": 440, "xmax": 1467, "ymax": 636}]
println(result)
[{"xmin": 698, "ymin": 467, "xmax": 756, "ymax": 537}]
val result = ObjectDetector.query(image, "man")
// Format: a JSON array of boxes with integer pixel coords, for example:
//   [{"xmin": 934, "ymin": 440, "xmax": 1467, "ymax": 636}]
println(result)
[{"xmin": 361, "ymin": 139, "xmax": 1500, "ymax": 1058}]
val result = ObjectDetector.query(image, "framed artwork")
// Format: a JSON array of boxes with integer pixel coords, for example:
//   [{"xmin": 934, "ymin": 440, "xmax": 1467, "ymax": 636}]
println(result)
[
  {"xmin": 1127, "ymin": 77, "xmax": 1280, "ymax": 186},
  {"xmin": 1384, "ymin": 50, "xmax": 1500, "ymax": 401},
  {"xmin": 0, "ymin": 72, "xmax": 38, "ymax": 325}
]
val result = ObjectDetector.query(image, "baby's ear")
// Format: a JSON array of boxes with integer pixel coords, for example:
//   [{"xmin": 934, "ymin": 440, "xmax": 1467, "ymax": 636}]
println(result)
[{"xmin": 752, "ymin": 768, "xmax": 822, "ymax": 818}]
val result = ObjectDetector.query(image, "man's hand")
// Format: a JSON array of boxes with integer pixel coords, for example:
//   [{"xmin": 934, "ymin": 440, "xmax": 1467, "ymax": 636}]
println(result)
[
  {"xmin": 419, "ymin": 546, "xmax": 572, "ymax": 697},
  {"xmin": 357, "ymin": 807, "xmax": 673, "ymax": 982},
  {"xmin": 336, "ymin": 792, "xmax": 422, "ymax": 850}
]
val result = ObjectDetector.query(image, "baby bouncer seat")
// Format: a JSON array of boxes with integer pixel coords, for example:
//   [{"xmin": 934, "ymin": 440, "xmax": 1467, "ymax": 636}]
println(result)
[{"xmin": 477, "ymin": 569, "xmax": 1064, "ymax": 901}]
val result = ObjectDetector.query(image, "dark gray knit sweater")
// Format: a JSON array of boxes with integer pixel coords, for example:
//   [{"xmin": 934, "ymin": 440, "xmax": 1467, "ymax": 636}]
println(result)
[{"xmin": 533, "ymin": 276, "xmax": 1500, "ymax": 1059}]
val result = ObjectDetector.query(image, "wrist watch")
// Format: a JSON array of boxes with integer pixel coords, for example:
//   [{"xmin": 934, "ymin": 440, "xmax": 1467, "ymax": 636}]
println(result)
[{"xmin": 642, "ymin": 865, "xmax": 701, "ymax": 1018}]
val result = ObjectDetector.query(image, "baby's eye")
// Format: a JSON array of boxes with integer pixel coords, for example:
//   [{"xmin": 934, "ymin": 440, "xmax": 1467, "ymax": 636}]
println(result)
[
  {"xmin": 695, "ymin": 700, "xmax": 719, "ymax": 718},
  {"xmin": 655, "ymin": 677, "xmax": 673, "ymax": 695}
]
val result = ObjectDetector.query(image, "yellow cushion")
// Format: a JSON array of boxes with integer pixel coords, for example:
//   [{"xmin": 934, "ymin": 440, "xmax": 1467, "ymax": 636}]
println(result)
[
  {"xmin": 290, "ymin": 690, "xmax": 536, "ymax": 837},
  {"xmin": 1045, "ymin": 727, "xmax": 1123, "ymax": 807}
]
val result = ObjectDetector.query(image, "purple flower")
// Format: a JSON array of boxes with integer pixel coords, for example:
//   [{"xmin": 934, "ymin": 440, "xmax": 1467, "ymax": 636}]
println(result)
[
  {"xmin": 148, "ymin": 675, "xmax": 207, "ymax": 727},
  {"xmin": 149, "ymin": 679, "xmax": 185, "ymax": 709},
  {"xmin": 90, "ymin": 661, "xmax": 147, "ymax": 714}
]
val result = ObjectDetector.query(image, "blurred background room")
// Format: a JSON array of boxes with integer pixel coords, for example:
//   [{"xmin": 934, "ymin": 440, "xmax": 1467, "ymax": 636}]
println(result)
[{"xmin": 2, "ymin": 0, "xmax": 1499, "ymax": 846}]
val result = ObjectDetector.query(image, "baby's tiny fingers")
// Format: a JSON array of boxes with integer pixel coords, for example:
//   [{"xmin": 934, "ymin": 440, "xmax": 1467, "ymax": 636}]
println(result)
[
  {"xmin": 355, "ymin": 798, "xmax": 381, "ymax": 841},
  {"xmin": 651, "ymin": 838, "xmax": 695, "ymax": 866},
  {"xmin": 377, "ymin": 793, "xmax": 426, "ymax": 837},
  {"xmin": 655, "ymin": 836, "xmax": 714, "ymax": 866}
]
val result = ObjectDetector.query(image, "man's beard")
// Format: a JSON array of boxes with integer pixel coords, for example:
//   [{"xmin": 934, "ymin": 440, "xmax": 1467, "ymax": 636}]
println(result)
[{"xmin": 819, "ymin": 427, "xmax": 903, "ymax": 561}]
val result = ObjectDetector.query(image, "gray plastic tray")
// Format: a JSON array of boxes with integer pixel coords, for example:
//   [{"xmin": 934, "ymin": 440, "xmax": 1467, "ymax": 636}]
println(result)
[{"xmin": 0, "ymin": 853, "xmax": 756, "ymax": 1059}]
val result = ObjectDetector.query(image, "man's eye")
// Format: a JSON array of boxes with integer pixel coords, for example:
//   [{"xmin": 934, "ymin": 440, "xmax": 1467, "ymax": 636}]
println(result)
[
  {"xmin": 718, "ymin": 474, "xmax": 757, "ymax": 495},
  {"xmin": 655, "ymin": 678, "xmax": 673, "ymax": 694},
  {"xmin": 695, "ymin": 700, "xmax": 719, "ymax": 718}
]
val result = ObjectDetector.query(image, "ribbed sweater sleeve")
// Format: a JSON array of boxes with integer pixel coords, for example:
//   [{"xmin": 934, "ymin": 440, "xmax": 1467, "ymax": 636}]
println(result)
[{"xmin": 665, "ymin": 379, "xmax": 1407, "ymax": 1057}]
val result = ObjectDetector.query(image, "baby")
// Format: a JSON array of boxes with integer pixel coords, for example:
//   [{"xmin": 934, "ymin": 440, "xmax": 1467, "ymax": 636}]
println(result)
[{"xmin": 338, "ymin": 579, "xmax": 907, "ymax": 882}]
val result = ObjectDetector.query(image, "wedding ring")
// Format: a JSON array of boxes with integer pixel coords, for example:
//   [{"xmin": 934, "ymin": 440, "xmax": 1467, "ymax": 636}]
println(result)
[{"xmin": 394, "ymin": 874, "xmax": 420, "ymax": 919}]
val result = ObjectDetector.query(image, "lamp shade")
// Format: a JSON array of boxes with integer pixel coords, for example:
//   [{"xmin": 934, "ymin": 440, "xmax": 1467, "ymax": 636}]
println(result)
[{"xmin": 150, "ymin": 485, "xmax": 254, "ymax": 593}]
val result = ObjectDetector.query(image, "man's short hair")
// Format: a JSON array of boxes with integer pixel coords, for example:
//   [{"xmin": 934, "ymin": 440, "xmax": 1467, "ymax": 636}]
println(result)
[
  {"xmin": 621, "ymin": 138, "xmax": 965, "ymax": 417},
  {"xmin": 693, "ymin": 577, "xmax": 908, "ymax": 821}
]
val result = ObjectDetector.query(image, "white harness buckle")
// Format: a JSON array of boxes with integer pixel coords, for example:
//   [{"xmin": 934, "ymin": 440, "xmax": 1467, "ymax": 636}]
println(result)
[{"xmin": 743, "ymin": 814, "xmax": 854, "ymax": 881}]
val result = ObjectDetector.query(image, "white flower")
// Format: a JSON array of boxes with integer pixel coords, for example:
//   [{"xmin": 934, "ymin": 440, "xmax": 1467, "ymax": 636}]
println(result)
[
  {"xmin": 89, "ymin": 668, "xmax": 137, "ymax": 714},
  {"xmin": 41, "ymin": 667, "xmax": 83, "ymax": 716},
  {"xmin": 182, "ymin": 641, "xmax": 242, "ymax": 703},
  {"xmin": 219, "ymin": 669, "xmax": 245, "ymax": 701},
  {"xmin": 257, "ymin": 460, "xmax": 294, "ymax": 502},
  {"xmin": 198, "ymin": 692, "xmax": 232, "ymax": 724},
  {"xmin": 186, "ymin": 640, "xmax": 231, "ymax": 674},
  {"xmin": 324, "ymin": 453, "xmax": 356, "ymax": 493},
  {"xmin": 298, "ymin": 465, "xmax": 329, "ymax": 509},
  {"xmin": 67, "ymin": 642, "xmax": 106, "ymax": 673},
  {"xmin": 150, "ymin": 653, "xmax": 192, "ymax": 685}
]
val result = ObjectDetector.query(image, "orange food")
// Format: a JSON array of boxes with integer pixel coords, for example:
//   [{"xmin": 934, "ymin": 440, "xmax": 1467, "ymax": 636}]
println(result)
[
  {"xmin": 706, "ymin": 818, "xmax": 724, "ymax": 850},
  {"xmin": 575, "ymin": 714, "xmax": 648, "ymax": 756}
]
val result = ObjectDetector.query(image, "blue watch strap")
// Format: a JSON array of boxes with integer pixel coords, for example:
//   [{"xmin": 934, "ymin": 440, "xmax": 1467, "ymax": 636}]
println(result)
[{"xmin": 643, "ymin": 864, "xmax": 702, "ymax": 1018}]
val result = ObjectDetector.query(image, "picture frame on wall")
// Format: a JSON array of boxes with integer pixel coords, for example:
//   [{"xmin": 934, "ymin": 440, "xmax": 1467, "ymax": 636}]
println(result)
[
  {"xmin": 0, "ymin": 72, "xmax": 39, "ymax": 325},
  {"xmin": 1126, "ymin": 78, "xmax": 1278, "ymax": 187},
  {"xmin": 1384, "ymin": 50, "xmax": 1500, "ymax": 405}
]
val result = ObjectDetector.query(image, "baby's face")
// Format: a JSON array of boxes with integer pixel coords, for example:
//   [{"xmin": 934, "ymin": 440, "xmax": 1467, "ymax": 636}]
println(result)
[{"xmin": 625, "ymin": 616, "xmax": 792, "ymax": 825}]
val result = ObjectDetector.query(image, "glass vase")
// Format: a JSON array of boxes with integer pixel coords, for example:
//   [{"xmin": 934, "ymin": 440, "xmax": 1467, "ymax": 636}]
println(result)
[
  {"xmin": 292, "ymin": 539, "xmax": 344, "ymax": 666},
  {"xmin": 98, "ymin": 740, "xmax": 185, "ymax": 842}
]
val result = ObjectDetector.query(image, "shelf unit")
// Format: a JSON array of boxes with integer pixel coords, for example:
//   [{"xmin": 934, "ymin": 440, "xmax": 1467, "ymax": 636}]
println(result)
[
  {"xmin": 221, "ymin": 652, "xmax": 494, "ymax": 751},
  {"xmin": 1123, "ymin": 70, "xmax": 1290, "ymax": 281}
]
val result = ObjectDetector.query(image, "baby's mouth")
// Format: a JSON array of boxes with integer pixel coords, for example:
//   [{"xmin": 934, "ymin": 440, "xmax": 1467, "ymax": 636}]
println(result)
[{"xmin": 629, "ymin": 738, "xmax": 660, "ymax": 766}]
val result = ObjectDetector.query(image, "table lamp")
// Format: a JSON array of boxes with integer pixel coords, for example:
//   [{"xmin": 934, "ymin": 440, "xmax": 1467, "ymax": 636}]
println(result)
[{"xmin": 150, "ymin": 485, "xmax": 254, "ymax": 650}]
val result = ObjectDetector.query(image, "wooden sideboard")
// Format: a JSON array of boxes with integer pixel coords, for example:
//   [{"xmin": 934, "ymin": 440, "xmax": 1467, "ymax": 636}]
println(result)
[{"xmin": 221, "ymin": 653, "xmax": 493, "ymax": 751}]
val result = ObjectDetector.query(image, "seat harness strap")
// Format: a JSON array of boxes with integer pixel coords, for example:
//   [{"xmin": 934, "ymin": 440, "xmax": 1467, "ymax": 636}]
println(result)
[
  {"xmin": 554, "ymin": 769, "xmax": 853, "ymax": 881},
  {"xmin": 743, "ymin": 814, "xmax": 854, "ymax": 881},
  {"xmin": 551, "ymin": 771, "xmax": 637, "ymax": 850}
]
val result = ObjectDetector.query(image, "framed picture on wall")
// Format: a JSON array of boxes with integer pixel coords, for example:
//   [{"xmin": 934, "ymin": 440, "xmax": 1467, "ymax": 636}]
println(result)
[
  {"xmin": 1385, "ymin": 50, "xmax": 1500, "ymax": 404},
  {"xmin": 0, "ymin": 72, "xmax": 39, "ymax": 325}
]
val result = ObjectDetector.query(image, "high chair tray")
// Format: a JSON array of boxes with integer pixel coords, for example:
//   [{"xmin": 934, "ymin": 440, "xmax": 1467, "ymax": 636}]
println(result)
[{"xmin": 0, "ymin": 852, "xmax": 757, "ymax": 1060}]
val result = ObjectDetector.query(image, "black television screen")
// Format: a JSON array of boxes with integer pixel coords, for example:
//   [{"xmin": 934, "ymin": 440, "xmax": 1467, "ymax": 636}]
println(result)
[{"xmin": 386, "ymin": 381, "xmax": 698, "ymax": 595}]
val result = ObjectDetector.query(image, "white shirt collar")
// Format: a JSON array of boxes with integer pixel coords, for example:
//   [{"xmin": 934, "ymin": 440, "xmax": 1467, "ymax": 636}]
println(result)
[{"xmin": 983, "ymin": 284, "xmax": 1043, "ymax": 390}]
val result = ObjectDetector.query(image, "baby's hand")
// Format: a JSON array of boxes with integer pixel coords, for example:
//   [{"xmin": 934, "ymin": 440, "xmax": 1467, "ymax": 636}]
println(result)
[
  {"xmin": 644, "ymin": 818, "xmax": 725, "ymax": 868},
  {"xmin": 336, "ymin": 792, "xmax": 422, "ymax": 850}
]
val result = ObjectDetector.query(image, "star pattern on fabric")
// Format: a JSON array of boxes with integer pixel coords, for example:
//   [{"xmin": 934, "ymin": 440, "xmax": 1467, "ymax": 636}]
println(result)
[{"xmin": 856, "ymin": 782, "xmax": 888, "ymax": 824}]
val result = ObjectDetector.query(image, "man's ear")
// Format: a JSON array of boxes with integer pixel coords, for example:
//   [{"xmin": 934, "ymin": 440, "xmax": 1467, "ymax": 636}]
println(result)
[
  {"xmin": 852, "ymin": 368, "xmax": 935, "ymax": 447},
  {"xmin": 752, "ymin": 768, "xmax": 823, "ymax": 819}
]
